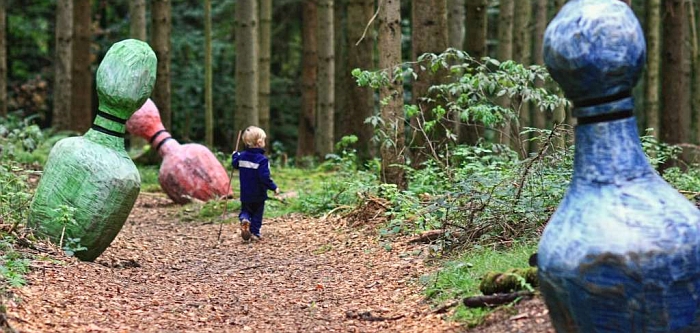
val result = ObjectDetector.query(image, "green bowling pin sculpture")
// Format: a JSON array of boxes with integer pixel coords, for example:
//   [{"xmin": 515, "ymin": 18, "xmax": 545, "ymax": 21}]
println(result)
[{"xmin": 28, "ymin": 39, "xmax": 157, "ymax": 261}]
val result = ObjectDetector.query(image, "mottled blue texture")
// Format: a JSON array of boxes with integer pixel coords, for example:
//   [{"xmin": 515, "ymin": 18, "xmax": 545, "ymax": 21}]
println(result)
[
  {"xmin": 543, "ymin": 0, "xmax": 645, "ymax": 113},
  {"xmin": 538, "ymin": 0, "xmax": 700, "ymax": 332}
]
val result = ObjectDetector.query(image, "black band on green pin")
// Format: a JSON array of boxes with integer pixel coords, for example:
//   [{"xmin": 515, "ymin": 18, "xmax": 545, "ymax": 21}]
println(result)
[
  {"xmin": 96, "ymin": 110, "xmax": 128, "ymax": 124},
  {"xmin": 91, "ymin": 124, "xmax": 125, "ymax": 137},
  {"xmin": 156, "ymin": 136, "xmax": 173, "ymax": 151}
]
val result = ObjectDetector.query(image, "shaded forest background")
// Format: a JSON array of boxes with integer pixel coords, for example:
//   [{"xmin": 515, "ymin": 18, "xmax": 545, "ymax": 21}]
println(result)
[{"xmin": 0, "ymin": 0, "xmax": 694, "ymax": 167}]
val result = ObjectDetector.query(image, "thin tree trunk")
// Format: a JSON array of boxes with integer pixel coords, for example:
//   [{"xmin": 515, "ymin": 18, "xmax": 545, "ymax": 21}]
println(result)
[
  {"xmin": 411, "ymin": 0, "xmax": 448, "ymax": 165},
  {"xmin": 316, "ymin": 0, "xmax": 335, "ymax": 157},
  {"xmin": 151, "ymin": 0, "xmax": 172, "ymax": 129},
  {"xmin": 72, "ymin": 0, "xmax": 91, "ymax": 133},
  {"xmin": 532, "ymin": 0, "xmax": 547, "ymax": 151},
  {"xmin": 235, "ymin": 0, "xmax": 259, "ymax": 132},
  {"xmin": 645, "ymin": 0, "xmax": 660, "ymax": 139},
  {"xmin": 204, "ymin": 0, "xmax": 213, "ymax": 147},
  {"xmin": 130, "ymin": 0, "xmax": 147, "ymax": 41},
  {"xmin": 129, "ymin": 0, "xmax": 148, "ymax": 152},
  {"xmin": 334, "ymin": 0, "xmax": 347, "ymax": 143},
  {"xmin": 0, "ymin": 0, "xmax": 6, "ymax": 118},
  {"xmin": 346, "ymin": 0, "xmax": 374, "ymax": 162},
  {"xmin": 662, "ymin": 0, "xmax": 691, "ymax": 166},
  {"xmin": 513, "ymin": 0, "xmax": 532, "ymax": 155},
  {"xmin": 448, "ymin": 0, "xmax": 465, "ymax": 51},
  {"xmin": 460, "ymin": 0, "xmax": 488, "ymax": 144},
  {"xmin": 552, "ymin": 0, "xmax": 567, "ymax": 149},
  {"xmin": 448, "ymin": 0, "xmax": 465, "ymax": 139},
  {"xmin": 378, "ymin": 0, "xmax": 407, "ymax": 189},
  {"xmin": 259, "ymin": 0, "xmax": 271, "ymax": 139},
  {"xmin": 690, "ymin": 0, "xmax": 700, "ymax": 144},
  {"xmin": 54, "ymin": 0, "xmax": 73, "ymax": 131},
  {"xmin": 297, "ymin": 0, "xmax": 317, "ymax": 161},
  {"xmin": 497, "ymin": 0, "xmax": 514, "ymax": 146}
]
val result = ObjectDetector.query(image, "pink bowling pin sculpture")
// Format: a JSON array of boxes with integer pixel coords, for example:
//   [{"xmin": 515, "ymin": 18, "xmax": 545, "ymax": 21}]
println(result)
[{"xmin": 126, "ymin": 99, "xmax": 232, "ymax": 204}]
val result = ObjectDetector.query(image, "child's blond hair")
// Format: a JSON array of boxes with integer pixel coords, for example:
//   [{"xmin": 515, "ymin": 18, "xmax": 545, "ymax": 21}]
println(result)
[{"xmin": 242, "ymin": 126, "xmax": 267, "ymax": 148}]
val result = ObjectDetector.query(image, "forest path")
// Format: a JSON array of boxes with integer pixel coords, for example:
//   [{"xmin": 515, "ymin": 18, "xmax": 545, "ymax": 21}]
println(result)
[{"xmin": 6, "ymin": 193, "xmax": 461, "ymax": 332}]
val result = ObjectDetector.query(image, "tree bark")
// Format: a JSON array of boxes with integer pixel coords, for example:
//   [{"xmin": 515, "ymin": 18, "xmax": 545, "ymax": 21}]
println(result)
[
  {"xmin": 645, "ymin": 0, "xmax": 660, "ymax": 140},
  {"xmin": 411, "ymin": 0, "xmax": 448, "ymax": 165},
  {"xmin": 662, "ymin": 0, "xmax": 691, "ymax": 166},
  {"xmin": 204, "ymin": 0, "xmax": 213, "ymax": 147},
  {"xmin": 378, "ymin": 0, "xmax": 407, "ymax": 189},
  {"xmin": 0, "ymin": 0, "xmax": 6, "ymax": 118},
  {"xmin": 497, "ymin": 0, "xmax": 514, "ymax": 146},
  {"xmin": 334, "ymin": 0, "xmax": 347, "ymax": 144},
  {"xmin": 512, "ymin": 0, "xmax": 532, "ymax": 155},
  {"xmin": 259, "ymin": 0, "xmax": 272, "ymax": 139},
  {"xmin": 346, "ymin": 0, "xmax": 374, "ymax": 162},
  {"xmin": 316, "ymin": 0, "xmax": 335, "ymax": 157},
  {"xmin": 72, "ymin": 0, "xmax": 92, "ymax": 133},
  {"xmin": 297, "ymin": 0, "xmax": 317, "ymax": 161},
  {"xmin": 130, "ymin": 0, "xmax": 147, "ymax": 41},
  {"xmin": 151, "ymin": 0, "xmax": 172, "ymax": 130},
  {"xmin": 531, "ymin": 0, "xmax": 547, "ymax": 151},
  {"xmin": 552, "ymin": 0, "xmax": 567, "ymax": 149},
  {"xmin": 448, "ymin": 0, "xmax": 465, "ymax": 51},
  {"xmin": 235, "ymin": 0, "xmax": 259, "ymax": 132},
  {"xmin": 460, "ymin": 0, "xmax": 488, "ymax": 144},
  {"xmin": 54, "ymin": 0, "xmax": 73, "ymax": 131}
]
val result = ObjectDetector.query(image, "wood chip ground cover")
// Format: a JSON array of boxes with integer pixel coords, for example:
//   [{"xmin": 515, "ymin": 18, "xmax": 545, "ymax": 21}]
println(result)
[{"xmin": 5, "ymin": 193, "xmax": 554, "ymax": 332}]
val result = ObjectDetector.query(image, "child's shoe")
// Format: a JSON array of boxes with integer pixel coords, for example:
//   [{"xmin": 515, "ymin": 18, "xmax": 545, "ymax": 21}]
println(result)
[
  {"xmin": 240, "ymin": 219, "xmax": 251, "ymax": 241},
  {"xmin": 252, "ymin": 234, "xmax": 262, "ymax": 242}
]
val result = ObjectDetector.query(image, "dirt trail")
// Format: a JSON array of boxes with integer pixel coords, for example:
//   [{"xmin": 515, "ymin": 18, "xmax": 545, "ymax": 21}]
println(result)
[{"xmin": 5, "ymin": 194, "xmax": 462, "ymax": 332}]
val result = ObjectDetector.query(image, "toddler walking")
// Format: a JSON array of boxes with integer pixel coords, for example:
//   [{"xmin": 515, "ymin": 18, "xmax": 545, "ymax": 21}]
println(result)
[{"xmin": 231, "ymin": 126, "xmax": 279, "ymax": 241}]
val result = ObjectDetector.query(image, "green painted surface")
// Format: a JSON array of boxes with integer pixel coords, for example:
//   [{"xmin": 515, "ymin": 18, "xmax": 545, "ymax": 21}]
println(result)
[{"xmin": 28, "ymin": 39, "xmax": 157, "ymax": 261}]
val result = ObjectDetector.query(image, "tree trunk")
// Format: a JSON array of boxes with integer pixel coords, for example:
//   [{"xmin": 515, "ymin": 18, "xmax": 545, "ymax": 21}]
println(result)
[
  {"xmin": 513, "ymin": 0, "xmax": 532, "ymax": 155},
  {"xmin": 346, "ymin": 0, "xmax": 374, "ymax": 162},
  {"xmin": 204, "ymin": 0, "xmax": 213, "ymax": 147},
  {"xmin": 552, "ymin": 0, "xmax": 567, "ymax": 149},
  {"xmin": 662, "ymin": 0, "xmax": 691, "ymax": 165},
  {"xmin": 334, "ymin": 0, "xmax": 347, "ymax": 144},
  {"xmin": 378, "ymin": 0, "xmax": 407, "ymax": 189},
  {"xmin": 411, "ymin": 0, "xmax": 448, "ymax": 165},
  {"xmin": 316, "ymin": 0, "xmax": 335, "ymax": 157},
  {"xmin": 72, "ymin": 0, "xmax": 91, "ymax": 133},
  {"xmin": 130, "ymin": 0, "xmax": 147, "ymax": 41},
  {"xmin": 235, "ymin": 0, "xmax": 259, "ymax": 132},
  {"xmin": 497, "ymin": 0, "xmax": 514, "ymax": 146},
  {"xmin": 448, "ymin": 0, "xmax": 465, "ymax": 50},
  {"xmin": 460, "ymin": 0, "xmax": 488, "ymax": 144},
  {"xmin": 531, "ymin": 0, "xmax": 547, "ymax": 151},
  {"xmin": 297, "ymin": 1, "xmax": 318, "ymax": 162},
  {"xmin": 0, "ymin": 0, "xmax": 6, "ymax": 118},
  {"xmin": 54, "ymin": 0, "xmax": 73, "ymax": 131},
  {"xmin": 151, "ymin": 0, "xmax": 172, "ymax": 131},
  {"xmin": 259, "ymin": 0, "xmax": 272, "ymax": 139},
  {"xmin": 128, "ymin": 0, "xmax": 149, "ymax": 152},
  {"xmin": 447, "ymin": 0, "xmax": 465, "ymax": 139},
  {"xmin": 151, "ymin": 0, "xmax": 172, "ymax": 130},
  {"xmin": 645, "ymin": 0, "xmax": 660, "ymax": 140},
  {"xmin": 690, "ymin": 0, "xmax": 700, "ymax": 144}
]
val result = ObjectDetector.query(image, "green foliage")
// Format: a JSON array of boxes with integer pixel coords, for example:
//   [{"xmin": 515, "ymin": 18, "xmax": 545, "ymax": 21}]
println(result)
[
  {"xmin": 0, "ymin": 162, "xmax": 35, "ymax": 231},
  {"xmin": 51, "ymin": 204, "xmax": 87, "ymax": 257},
  {"xmin": 0, "ymin": 239, "xmax": 30, "ymax": 288},
  {"xmin": 137, "ymin": 165, "xmax": 162, "ymax": 193},
  {"xmin": 422, "ymin": 242, "xmax": 537, "ymax": 326}
]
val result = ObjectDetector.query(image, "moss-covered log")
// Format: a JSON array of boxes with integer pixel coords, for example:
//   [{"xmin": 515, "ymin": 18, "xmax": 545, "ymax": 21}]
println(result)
[{"xmin": 479, "ymin": 267, "xmax": 538, "ymax": 295}]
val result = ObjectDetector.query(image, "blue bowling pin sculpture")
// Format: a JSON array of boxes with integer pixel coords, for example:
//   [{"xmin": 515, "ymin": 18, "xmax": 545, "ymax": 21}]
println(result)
[{"xmin": 537, "ymin": 0, "xmax": 700, "ymax": 331}]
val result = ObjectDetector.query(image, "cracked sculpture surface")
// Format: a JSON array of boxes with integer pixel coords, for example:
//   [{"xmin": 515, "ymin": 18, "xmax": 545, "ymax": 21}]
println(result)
[
  {"xmin": 538, "ymin": 0, "xmax": 700, "ymax": 332},
  {"xmin": 28, "ymin": 39, "xmax": 157, "ymax": 261}
]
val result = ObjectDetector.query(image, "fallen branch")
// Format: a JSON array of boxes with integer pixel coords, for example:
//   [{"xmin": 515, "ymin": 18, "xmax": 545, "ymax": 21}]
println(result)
[
  {"xmin": 462, "ymin": 291, "xmax": 534, "ymax": 308},
  {"xmin": 432, "ymin": 299, "xmax": 460, "ymax": 314},
  {"xmin": 406, "ymin": 229, "xmax": 446, "ymax": 244},
  {"xmin": 345, "ymin": 311, "xmax": 405, "ymax": 322}
]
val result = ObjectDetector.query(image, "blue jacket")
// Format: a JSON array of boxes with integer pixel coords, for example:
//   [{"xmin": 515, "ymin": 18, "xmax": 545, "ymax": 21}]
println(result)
[{"xmin": 232, "ymin": 148, "xmax": 278, "ymax": 202}]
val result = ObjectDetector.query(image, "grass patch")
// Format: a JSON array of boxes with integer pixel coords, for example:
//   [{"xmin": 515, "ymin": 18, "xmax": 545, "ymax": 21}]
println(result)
[
  {"xmin": 137, "ymin": 165, "xmax": 161, "ymax": 193},
  {"xmin": 422, "ymin": 241, "xmax": 538, "ymax": 326}
]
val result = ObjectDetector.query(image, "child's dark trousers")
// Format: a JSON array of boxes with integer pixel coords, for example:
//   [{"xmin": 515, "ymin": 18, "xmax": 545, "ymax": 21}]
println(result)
[{"xmin": 239, "ymin": 201, "xmax": 265, "ymax": 237}]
